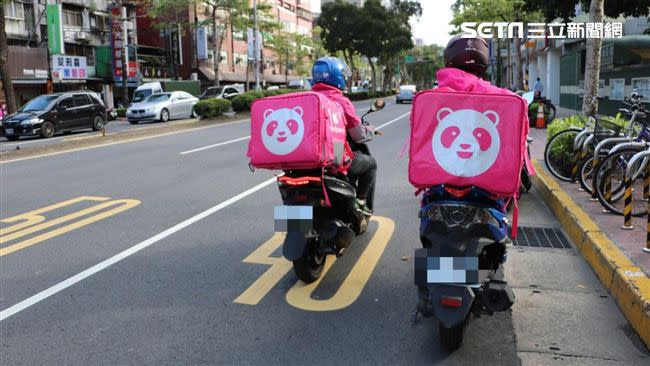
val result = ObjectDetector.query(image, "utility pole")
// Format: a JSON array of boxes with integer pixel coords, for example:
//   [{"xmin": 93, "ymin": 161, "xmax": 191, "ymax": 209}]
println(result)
[
  {"xmin": 253, "ymin": 0, "xmax": 260, "ymax": 90},
  {"xmin": 121, "ymin": 3, "xmax": 129, "ymax": 107}
]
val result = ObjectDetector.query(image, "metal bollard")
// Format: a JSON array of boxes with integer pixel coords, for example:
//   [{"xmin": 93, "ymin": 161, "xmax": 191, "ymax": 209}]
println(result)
[
  {"xmin": 621, "ymin": 174, "xmax": 634, "ymax": 230},
  {"xmin": 645, "ymin": 199, "xmax": 650, "ymax": 253}
]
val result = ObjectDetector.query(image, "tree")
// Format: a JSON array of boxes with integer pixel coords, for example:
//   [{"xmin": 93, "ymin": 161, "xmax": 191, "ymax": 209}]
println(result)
[
  {"xmin": 451, "ymin": 0, "xmax": 541, "ymax": 90},
  {"xmin": 524, "ymin": 0, "xmax": 649, "ymax": 115},
  {"xmin": 0, "ymin": 2, "xmax": 17, "ymax": 113},
  {"xmin": 150, "ymin": 0, "xmax": 195, "ymax": 81},
  {"xmin": 404, "ymin": 44, "xmax": 445, "ymax": 90},
  {"xmin": 317, "ymin": 0, "xmax": 363, "ymax": 87},
  {"xmin": 582, "ymin": 0, "xmax": 603, "ymax": 116}
]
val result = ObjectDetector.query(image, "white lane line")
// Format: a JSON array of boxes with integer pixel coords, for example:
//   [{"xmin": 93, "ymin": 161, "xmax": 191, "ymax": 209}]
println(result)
[
  {"xmin": 376, "ymin": 111, "xmax": 411, "ymax": 130},
  {"xmin": 0, "ymin": 176, "xmax": 277, "ymax": 322},
  {"xmin": 0, "ymin": 119, "xmax": 250, "ymax": 164},
  {"xmin": 180, "ymin": 136, "xmax": 251, "ymax": 155}
]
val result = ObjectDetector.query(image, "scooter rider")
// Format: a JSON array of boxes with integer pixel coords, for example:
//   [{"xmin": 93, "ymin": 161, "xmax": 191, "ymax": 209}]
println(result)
[
  {"xmin": 311, "ymin": 57, "xmax": 377, "ymax": 215},
  {"xmin": 417, "ymin": 34, "xmax": 529, "ymax": 316}
]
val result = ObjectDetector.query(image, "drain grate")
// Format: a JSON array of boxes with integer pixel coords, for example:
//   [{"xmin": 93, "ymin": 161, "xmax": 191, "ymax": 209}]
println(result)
[{"xmin": 512, "ymin": 227, "xmax": 573, "ymax": 249}]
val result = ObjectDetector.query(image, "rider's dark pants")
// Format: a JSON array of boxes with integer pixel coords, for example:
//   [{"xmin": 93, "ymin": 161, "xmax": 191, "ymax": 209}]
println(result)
[{"xmin": 347, "ymin": 151, "xmax": 377, "ymax": 200}]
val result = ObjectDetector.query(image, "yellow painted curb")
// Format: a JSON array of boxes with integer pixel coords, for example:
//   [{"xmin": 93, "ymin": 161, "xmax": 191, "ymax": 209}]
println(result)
[{"xmin": 531, "ymin": 160, "xmax": 650, "ymax": 347}]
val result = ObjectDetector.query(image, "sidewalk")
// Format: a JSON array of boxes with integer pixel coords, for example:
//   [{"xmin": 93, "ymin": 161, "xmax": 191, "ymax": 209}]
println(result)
[
  {"xmin": 529, "ymin": 128, "xmax": 649, "ymax": 272},
  {"xmin": 529, "ymin": 125, "xmax": 650, "ymax": 348}
]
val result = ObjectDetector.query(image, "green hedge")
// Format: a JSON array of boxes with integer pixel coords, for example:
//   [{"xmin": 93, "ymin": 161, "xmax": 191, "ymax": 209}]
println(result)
[
  {"xmin": 344, "ymin": 90, "xmax": 396, "ymax": 101},
  {"xmin": 116, "ymin": 107, "xmax": 126, "ymax": 118},
  {"xmin": 194, "ymin": 98, "xmax": 232, "ymax": 119},
  {"xmin": 232, "ymin": 89, "xmax": 295, "ymax": 112}
]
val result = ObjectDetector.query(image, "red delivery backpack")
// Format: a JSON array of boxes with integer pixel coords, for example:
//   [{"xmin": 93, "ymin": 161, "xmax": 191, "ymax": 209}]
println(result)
[
  {"xmin": 248, "ymin": 91, "xmax": 349, "ymax": 171},
  {"xmin": 409, "ymin": 88, "xmax": 529, "ymax": 196}
]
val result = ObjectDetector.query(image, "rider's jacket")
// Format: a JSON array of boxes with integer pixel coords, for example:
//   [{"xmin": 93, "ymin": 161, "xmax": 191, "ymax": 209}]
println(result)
[
  {"xmin": 312, "ymin": 83, "xmax": 374, "ymax": 143},
  {"xmin": 436, "ymin": 67, "xmax": 516, "ymax": 96}
]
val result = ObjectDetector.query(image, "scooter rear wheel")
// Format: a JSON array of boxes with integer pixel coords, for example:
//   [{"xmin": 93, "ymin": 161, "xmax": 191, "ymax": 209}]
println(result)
[
  {"xmin": 439, "ymin": 322, "xmax": 465, "ymax": 350},
  {"xmin": 293, "ymin": 238, "xmax": 325, "ymax": 284}
]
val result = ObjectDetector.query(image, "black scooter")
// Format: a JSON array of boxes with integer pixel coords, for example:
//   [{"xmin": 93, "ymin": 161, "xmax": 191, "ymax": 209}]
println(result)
[{"xmin": 276, "ymin": 99, "xmax": 385, "ymax": 283}]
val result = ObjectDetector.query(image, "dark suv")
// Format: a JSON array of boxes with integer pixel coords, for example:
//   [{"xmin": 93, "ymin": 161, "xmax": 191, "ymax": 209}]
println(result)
[{"xmin": 1, "ymin": 92, "xmax": 107, "ymax": 140}]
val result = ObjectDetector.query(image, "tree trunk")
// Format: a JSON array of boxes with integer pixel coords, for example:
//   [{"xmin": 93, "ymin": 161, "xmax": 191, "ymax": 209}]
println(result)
[
  {"xmin": 0, "ymin": 5, "xmax": 17, "ymax": 113},
  {"xmin": 582, "ymin": 0, "xmax": 604, "ymax": 117},
  {"xmin": 211, "ymin": 9, "xmax": 226, "ymax": 87},
  {"xmin": 368, "ymin": 56, "xmax": 377, "ymax": 92},
  {"xmin": 513, "ymin": 37, "xmax": 523, "ymax": 90}
]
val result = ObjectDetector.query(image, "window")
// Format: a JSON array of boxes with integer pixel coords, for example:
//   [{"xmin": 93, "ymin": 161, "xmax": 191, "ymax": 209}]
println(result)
[
  {"xmin": 73, "ymin": 95, "xmax": 91, "ymax": 107},
  {"xmin": 59, "ymin": 97, "xmax": 74, "ymax": 109},
  {"xmin": 233, "ymin": 30, "xmax": 245, "ymax": 41},
  {"xmin": 63, "ymin": 10, "xmax": 83, "ymax": 27},
  {"xmin": 4, "ymin": 1, "xmax": 24, "ymax": 20},
  {"xmin": 632, "ymin": 78, "xmax": 650, "ymax": 102},
  {"xmin": 234, "ymin": 53, "xmax": 247, "ymax": 66},
  {"xmin": 609, "ymin": 79, "xmax": 625, "ymax": 100},
  {"xmin": 219, "ymin": 51, "xmax": 228, "ymax": 65},
  {"xmin": 93, "ymin": 15, "xmax": 108, "ymax": 31}
]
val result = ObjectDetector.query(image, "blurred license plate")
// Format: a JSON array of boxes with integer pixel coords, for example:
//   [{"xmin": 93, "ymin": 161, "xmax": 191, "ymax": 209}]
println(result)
[
  {"xmin": 274, "ymin": 205, "xmax": 312, "ymax": 232},
  {"xmin": 5, "ymin": 128, "xmax": 13, "ymax": 134},
  {"xmin": 414, "ymin": 249, "xmax": 481, "ymax": 285}
]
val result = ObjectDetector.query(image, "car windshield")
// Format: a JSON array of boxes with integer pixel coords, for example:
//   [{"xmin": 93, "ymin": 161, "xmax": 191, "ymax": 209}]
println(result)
[
  {"xmin": 133, "ymin": 89, "xmax": 153, "ymax": 102},
  {"xmin": 19, "ymin": 95, "xmax": 59, "ymax": 112},
  {"xmin": 146, "ymin": 94, "xmax": 171, "ymax": 102},
  {"xmin": 202, "ymin": 87, "xmax": 222, "ymax": 96}
]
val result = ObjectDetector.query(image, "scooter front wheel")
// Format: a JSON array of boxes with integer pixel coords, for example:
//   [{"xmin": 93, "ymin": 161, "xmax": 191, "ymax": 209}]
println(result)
[
  {"xmin": 293, "ymin": 238, "xmax": 325, "ymax": 284},
  {"xmin": 439, "ymin": 322, "xmax": 465, "ymax": 350}
]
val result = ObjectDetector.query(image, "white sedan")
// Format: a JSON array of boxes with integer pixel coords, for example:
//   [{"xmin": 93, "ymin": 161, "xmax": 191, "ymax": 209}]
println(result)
[{"xmin": 126, "ymin": 91, "xmax": 198, "ymax": 124}]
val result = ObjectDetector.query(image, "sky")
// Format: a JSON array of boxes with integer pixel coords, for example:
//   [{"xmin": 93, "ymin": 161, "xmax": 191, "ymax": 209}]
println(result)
[{"xmin": 312, "ymin": 1, "xmax": 456, "ymax": 47}]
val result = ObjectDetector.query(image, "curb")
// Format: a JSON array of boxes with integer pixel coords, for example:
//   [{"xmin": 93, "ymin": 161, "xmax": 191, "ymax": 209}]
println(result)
[{"xmin": 530, "ymin": 159, "xmax": 650, "ymax": 348}]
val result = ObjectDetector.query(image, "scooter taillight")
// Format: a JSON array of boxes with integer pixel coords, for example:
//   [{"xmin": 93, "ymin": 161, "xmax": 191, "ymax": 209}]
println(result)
[
  {"xmin": 440, "ymin": 296, "xmax": 463, "ymax": 308},
  {"xmin": 278, "ymin": 176, "xmax": 322, "ymax": 186}
]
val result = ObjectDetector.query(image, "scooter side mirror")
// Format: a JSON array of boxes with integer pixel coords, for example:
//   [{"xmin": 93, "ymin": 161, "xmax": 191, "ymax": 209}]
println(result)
[{"xmin": 371, "ymin": 99, "xmax": 385, "ymax": 112}]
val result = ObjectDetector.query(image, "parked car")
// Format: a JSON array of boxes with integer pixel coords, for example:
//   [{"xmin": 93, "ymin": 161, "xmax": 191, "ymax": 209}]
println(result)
[
  {"xmin": 287, "ymin": 78, "xmax": 312, "ymax": 90},
  {"xmin": 1, "ymin": 92, "xmax": 107, "ymax": 141},
  {"xmin": 126, "ymin": 91, "xmax": 198, "ymax": 124},
  {"xmin": 132, "ymin": 80, "xmax": 201, "ymax": 104},
  {"xmin": 199, "ymin": 85, "xmax": 243, "ymax": 100},
  {"xmin": 266, "ymin": 85, "xmax": 280, "ymax": 91},
  {"xmin": 396, "ymin": 85, "xmax": 417, "ymax": 104}
]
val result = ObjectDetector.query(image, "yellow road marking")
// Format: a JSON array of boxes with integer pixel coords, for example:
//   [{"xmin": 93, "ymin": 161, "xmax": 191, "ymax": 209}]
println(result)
[
  {"xmin": 233, "ymin": 233, "xmax": 293, "ymax": 305},
  {"xmin": 0, "ymin": 196, "xmax": 109, "ymax": 236},
  {"xmin": 0, "ymin": 198, "xmax": 140, "ymax": 256},
  {"xmin": 234, "ymin": 216, "xmax": 395, "ymax": 311},
  {"xmin": 285, "ymin": 216, "xmax": 395, "ymax": 311}
]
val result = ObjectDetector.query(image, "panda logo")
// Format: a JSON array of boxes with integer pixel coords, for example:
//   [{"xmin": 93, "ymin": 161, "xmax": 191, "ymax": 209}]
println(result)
[
  {"xmin": 432, "ymin": 108, "xmax": 500, "ymax": 177},
  {"xmin": 261, "ymin": 107, "xmax": 305, "ymax": 156}
]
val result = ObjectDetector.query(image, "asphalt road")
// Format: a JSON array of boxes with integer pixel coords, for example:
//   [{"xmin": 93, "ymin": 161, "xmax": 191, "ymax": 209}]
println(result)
[{"xmin": 1, "ymin": 101, "xmax": 648, "ymax": 365}]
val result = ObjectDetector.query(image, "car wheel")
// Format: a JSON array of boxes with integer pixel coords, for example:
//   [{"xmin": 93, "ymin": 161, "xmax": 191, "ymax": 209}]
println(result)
[
  {"xmin": 40, "ymin": 121, "xmax": 55, "ymax": 138},
  {"xmin": 129, "ymin": 120, "xmax": 139, "ymax": 125},
  {"xmin": 191, "ymin": 107, "xmax": 198, "ymax": 118},
  {"xmin": 5, "ymin": 135, "xmax": 19, "ymax": 141},
  {"xmin": 160, "ymin": 108, "xmax": 170, "ymax": 122},
  {"xmin": 91, "ymin": 115, "xmax": 105, "ymax": 131}
]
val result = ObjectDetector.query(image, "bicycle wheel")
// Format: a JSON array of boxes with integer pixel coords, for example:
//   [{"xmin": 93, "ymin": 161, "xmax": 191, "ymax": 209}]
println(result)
[
  {"xmin": 578, "ymin": 156, "xmax": 595, "ymax": 194},
  {"xmin": 545, "ymin": 103, "xmax": 557, "ymax": 123},
  {"xmin": 544, "ymin": 128, "xmax": 582, "ymax": 181},
  {"xmin": 595, "ymin": 149, "xmax": 648, "ymax": 216}
]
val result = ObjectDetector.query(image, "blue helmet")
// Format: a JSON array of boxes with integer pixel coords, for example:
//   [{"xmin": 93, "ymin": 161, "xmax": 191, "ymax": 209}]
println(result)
[{"xmin": 312, "ymin": 57, "xmax": 351, "ymax": 90}]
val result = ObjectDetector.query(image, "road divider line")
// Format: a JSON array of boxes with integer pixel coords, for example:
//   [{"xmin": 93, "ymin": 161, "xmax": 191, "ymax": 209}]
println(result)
[
  {"xmin": 180, "ymin": 136, "xmax": 251, "ymax": 155},
  {"xmin": 0, "ymin": 176, "xmax": 277, "ymax": 322},
  {"xmin": 376, "ymin": 111, "xmax": 411, "ymax": 130},
  {"xmin": 0, "ymin": 118, "xmax": 250, "ymax": 165}
]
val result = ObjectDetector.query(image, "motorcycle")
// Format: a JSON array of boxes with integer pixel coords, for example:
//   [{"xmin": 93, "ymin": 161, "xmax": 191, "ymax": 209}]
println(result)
[
  {"xmin": 414, "ymin": 186, "xmax": 515, "ymax": 350},
  {"xmin": 276, "ymin": 99, "xmax": 385, "ymax": 283}
]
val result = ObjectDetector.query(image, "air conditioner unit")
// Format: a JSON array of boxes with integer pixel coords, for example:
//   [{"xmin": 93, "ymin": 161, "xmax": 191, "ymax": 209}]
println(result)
[{"xmin": 76, "ymin": 31, "xmax": 88, "ymax": 40}]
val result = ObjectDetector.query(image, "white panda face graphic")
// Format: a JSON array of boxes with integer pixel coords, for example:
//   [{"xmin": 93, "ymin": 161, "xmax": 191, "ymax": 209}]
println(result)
[
  {"xmin": 432, "ymin": 108, "xmax": 500, "ymax": 177},
  {"xmin": 261, "ymin": 107, "xmax": 305, "ymax": 156}
]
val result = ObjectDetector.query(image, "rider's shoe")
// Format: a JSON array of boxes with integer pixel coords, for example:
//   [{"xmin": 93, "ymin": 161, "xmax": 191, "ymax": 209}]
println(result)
[{"xmin": 355, "ymin": 198, "xmax": 373, "ymax": 216}]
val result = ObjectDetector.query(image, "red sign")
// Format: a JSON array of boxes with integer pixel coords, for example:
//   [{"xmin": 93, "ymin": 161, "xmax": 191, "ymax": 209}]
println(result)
[{"xmin": 111, "ymin": 6, "xmax": 138, "ymax": 82}]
